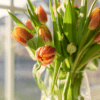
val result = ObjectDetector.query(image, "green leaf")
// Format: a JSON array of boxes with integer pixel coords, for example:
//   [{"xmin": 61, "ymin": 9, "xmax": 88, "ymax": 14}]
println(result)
[
  {"xmin": 32, "ymin": 62, "xmax": 47, "ymax": 96},
  {"xmin": 81, "ymin": 0, "xmax": 97, "ymax": 36},
  {"xmin": 80, "ymin": 96, "xmax": 84, "ymax": 100},
  {"xmin": 57, "ymin": 56, "xmax": 65, "ymax": 62},
  {"xmin": 71, "ymin": 0, "xmax": 74, "ymax": 6},
  {"xmin": 64, "ymin": 0, "xmax": 68, "ymax": 4},
  {"xmin": 61, "ymin": 34, "xmax": 69, "ymax": 57},
  {"xmin": 27, "ymin": 5, "xmax": 41, "ymax": 27},
  {"xmin": 33, "ymin": 35, "xmax": 45, "ymax": 49},
  {"xmin": 27, "ymin": 35, "xmax": 45, "ymax": 51},
  {"xmin": 64, "ymin": 58, "xmax": 71, "ymax": 70},
  {"xmin": 54, "ymin": 0, "xmax": 63, "ymax": 35},
  {"xmin": 63, "ymin": 0, "xmax": 73, "ymax": 42},
  {"xmin": 8, "ymin": 11, "xmax": 34, "ymax": 35},
  {"xmin": 78, "ymin": 0, "xmax": 97, "ymax": 50},
  {"xmin": 27, "ymin": 0, "xmax": 37, "ymax": 18},
  {"xmin": 77, "ymin": 0, "xmax": 87, "ymax": 45},
  {"xmin": 72, "ymin": 7, "xmax": 78, "ymax": 44},
  {"xmin": 49, "ymin": 0, "xmax": 62, "ymax": 54},
  {"xmin": 49, "ymin": 0, "xmax": 56, "ymax": 22},
  {"xmin": 57, "ymin": 4, "xmax": 65, "ymax": 16},
  {"xmin": 87, "ymin": 59, "xmax": 98, "ymax": 71}
]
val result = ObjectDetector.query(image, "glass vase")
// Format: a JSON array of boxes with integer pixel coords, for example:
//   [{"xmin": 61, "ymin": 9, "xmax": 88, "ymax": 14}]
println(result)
[{"xmin": 40, "ymin": 70, "xmax": 91, "ymax": 100}]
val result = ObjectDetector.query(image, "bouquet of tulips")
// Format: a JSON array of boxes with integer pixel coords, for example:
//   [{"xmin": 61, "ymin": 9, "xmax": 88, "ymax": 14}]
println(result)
[{"xmin": 8, "ymin": 0, "xmax": 100, "ymax": 99}]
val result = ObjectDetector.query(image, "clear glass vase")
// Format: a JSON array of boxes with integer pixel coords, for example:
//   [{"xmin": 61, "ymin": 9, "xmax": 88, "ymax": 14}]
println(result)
[
  {"xmin": 40, "ymin": 70, "xmax": 91, "ymax": 100},
  {"xmin": 78, "ymin": 72, "xmax": 91, "ymax": 100}
]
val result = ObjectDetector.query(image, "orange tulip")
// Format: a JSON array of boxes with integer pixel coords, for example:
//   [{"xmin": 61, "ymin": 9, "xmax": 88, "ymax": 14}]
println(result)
[
  {"xmin": 88, "ymin": 7, "xmax": 100, "ymax": 30},
  {"xmin": 90, "ymin": 7, "xmax": 100, "ymax": 20},
  {"xmin": 94, "ymin": 32, "xmax": 100, "ymax": 44},
  {"xmin": 39, "ymin": 24, "xmax": 52, "ymax": 45},
  {"xmin": 36, "ymin": 5, "xmax": 47, "ymax": 23},
  {"xmin": 36, "ymin": 46, "xmax": 56, "ymax": 66},
  {"xmin": 74, "ymin": 4, "xmax": 78, "ymax": 8},
  {"xmin": 26, "ymin": 19, "xmax": 34, "ymax": 29},
  {"xmin": 11, "ymin": 26, "xmax": 33, "ymax": 46}
]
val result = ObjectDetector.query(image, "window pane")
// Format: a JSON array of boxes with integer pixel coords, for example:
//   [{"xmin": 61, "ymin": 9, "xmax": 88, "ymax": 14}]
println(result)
[
  {"xmin": 14, "ymin": 0, "xmax": 27, "ymax": 8},
  {"xmin": 0, "ymin": 9, "xmax": 8, "ymax": 19},
  {"xmin": 0, "ymin": 0, "xmax": 10, "ymax": 6},
  {"xmin": 0, "ymin": 9, "xmax": 9, "ymax": 100},
  {"xmin": 14, "ymin": 47, "xmax": 40, "ymax": 100},
  {"xmin": 87, "ymin": 66, "xmax": 100, "ymax": 99},
  {"xmin": 13, "ymin": 0, "xmax": 49, "ymax": 12}
]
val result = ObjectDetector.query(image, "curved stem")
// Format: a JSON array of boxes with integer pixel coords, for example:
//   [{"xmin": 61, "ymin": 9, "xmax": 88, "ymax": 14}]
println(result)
[
  {"xmin": 72, "ymin": 53, "xmax": 100, "ymax": 82},
  {"xmin": 72, "ymin": 39, "xmax": 94, "ymax": 72},
  {"xmin": 72, "ymin": 29, "xmax": 100, "ymax": 73},
  {"xmin": 50, "ymin": 60, "xmax": 61, "ymax": 93},
  {"xmin": 75, "ymin": 54, "xmax": 100, "ymax": 73}
]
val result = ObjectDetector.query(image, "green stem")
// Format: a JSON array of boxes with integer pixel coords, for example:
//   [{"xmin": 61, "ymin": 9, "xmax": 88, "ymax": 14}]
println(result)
[
  {"xmin": 72, "ymin": 38, "xmax": 93, "ymax": 72},
  {"xmin": 62, "ymin": 72, "xmax": 72, "ymax": 100},
  {"xmin": 73, "ymin": 53, "xmax": 100, "ymax": 81},
  {"xmin": 75, "ymin": 54, "xmax": 100, "ymax": 72},
  {"xmin": 51, "ymin": 60, "xmax": 61, "ymax": 93},
  {"xmin": 71, "ymin": 0, "xmax": 74, "ymax": 6},
  {"xmin": 78, "ymin": 29, "xmax": 91, "ymax": 51},
  {"xmin": 72, "ymin": 29, "xmax": 100, "ymax": 72}
]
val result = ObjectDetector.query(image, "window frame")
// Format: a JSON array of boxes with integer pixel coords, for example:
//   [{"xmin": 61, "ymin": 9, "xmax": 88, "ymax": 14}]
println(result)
[{"xmin": 0, "ymin": 0, "xmax": 26, "ymax": 99}]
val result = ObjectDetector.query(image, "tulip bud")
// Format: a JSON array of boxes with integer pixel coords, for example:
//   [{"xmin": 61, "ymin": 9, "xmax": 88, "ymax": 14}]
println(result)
[
  {"xmin": 67, "ymin": 43, "xmax": 77, "ymax": 55},
  {"xmin": 53, "ymin": 2, "xmax": 60, "ymax": 15},
  {"xmin": 11, "ymin": 26, "xmax": 33, "ymax": 46},
  {"xmin": 90, "ymin": 7, "xmax": 100, "ymax": 20},
  {"xmin": 74, "ymin": 4, "xmax": 78, "ymax": 8},
  {"xmin": 39, "ymin": 24, "xmax": 52, "ymax": 45},
  {"xmin": 94, "ymin": 32, "xmax": 100, "ymax": 44},
  {"xmin": 36, "ymin": 5, "xmax": 47, "ymax": 23},
  {"xmin": 26, "ymin": 19, "xmax": 34, "ymax": 29},
  {"xmin": 88, "ymin": 7, "xmax": 100, "ymax": 30},
  {"xmin": 36, "ymin": 46, "xmax": 56, "ymax": 66}
]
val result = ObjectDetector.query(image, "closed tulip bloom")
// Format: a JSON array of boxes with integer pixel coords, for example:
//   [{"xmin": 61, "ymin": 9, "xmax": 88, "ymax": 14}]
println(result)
[
  {"xmin": 90, "ymin": 7, "xmax": 100, "ymax": 20},
  {"xmin": 36, "ymin": 5, "xmax": 47, "ymax": 23},
  {"xmin": 39, "ymin": 24, "xmax": 52, "ymax": 45},
  {"xmin": 94, "ymin": 32, "xmax": 100, "ymax": 44},
  {"xmin": 11, "ymin": 26, "xmax": 33, "ymax": 46},
  {"xmin": 74, "ymin": 4, "xmax": 78, "ymax": 8},
  {"xmin": 26, "ymin": 19, "xmax": 34, "ymax": 29},
  {"xmin": 36, "ymin": 46, "xmax": 56, "ymax": 66},
  {"xmin": 88, "ymin": 7, "xmax": 100, "ymax": 30}
]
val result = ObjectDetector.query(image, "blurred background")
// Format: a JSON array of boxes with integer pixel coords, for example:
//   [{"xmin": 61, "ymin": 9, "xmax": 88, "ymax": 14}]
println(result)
[{"xmin": 0, "ymin": 0, "xmax": 100, "ymax": 100}]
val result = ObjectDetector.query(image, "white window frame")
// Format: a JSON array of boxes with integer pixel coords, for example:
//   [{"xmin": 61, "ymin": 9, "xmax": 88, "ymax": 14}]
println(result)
[{"xmin": 0, "ymin": 0, "xmax": 26, "ymax": 100}]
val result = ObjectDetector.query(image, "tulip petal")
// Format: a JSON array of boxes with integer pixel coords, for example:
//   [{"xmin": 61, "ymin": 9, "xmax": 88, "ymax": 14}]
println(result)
[
  {"xmin": 36, "ymin": 5, "xmax": 47, "ymax": 23},
  {"xmin": 14, "ymin": 26, "xmax": 33, "ymax": 41},
  {"xmin": 36, "ymin": 46, "xmax": 56, "ymax": 66},
  {"xmin": 11, "ymin": 31, "xmax": 27, "ymax": 46},
  {"xmin": 26, "ymin": 19, "xmax": 34, "ymax": 29}
]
